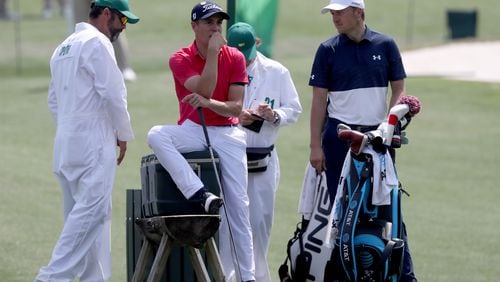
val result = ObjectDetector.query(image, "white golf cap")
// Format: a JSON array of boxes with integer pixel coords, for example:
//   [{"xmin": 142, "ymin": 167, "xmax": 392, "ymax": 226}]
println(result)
[{"xmin": 321, "ymin": 0, "xmax": 365, "ymax": 13}]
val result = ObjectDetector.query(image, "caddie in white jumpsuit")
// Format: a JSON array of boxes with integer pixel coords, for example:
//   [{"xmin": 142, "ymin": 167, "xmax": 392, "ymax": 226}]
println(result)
[
  {"xmin": 228, "ymin": 22, "xmax": 302, "ymax": 282},
  {"xmin": 35, "ymin": 1, "xmax": 139, "ymax": 281}
]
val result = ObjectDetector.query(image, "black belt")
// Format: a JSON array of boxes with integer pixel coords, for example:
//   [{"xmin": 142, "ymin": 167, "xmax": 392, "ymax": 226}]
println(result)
[
  {"xmin": 331, "ymin": 118, "xmax": 378, "ymax": 133},
  {"xmin": 350, "ymin": 124, "xmax": 378, "ymax": 133}
]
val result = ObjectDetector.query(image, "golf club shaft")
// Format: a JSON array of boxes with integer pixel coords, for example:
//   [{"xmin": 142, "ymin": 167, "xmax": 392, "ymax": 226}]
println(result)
[{"xmin": 197, "ymin": 107, "xmax": 243, "ymax": 280}]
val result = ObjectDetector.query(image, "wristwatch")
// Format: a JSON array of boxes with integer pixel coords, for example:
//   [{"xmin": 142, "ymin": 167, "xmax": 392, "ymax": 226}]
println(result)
[{"xmin": 272, "ymin": 111, "xmax": 280, "ymax": 125}]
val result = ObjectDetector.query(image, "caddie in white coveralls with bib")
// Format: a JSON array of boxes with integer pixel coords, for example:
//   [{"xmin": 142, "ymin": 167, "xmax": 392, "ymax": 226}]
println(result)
[
  {"xmin": 35, "ymin": 0, "xmax": 139, "ymax": 281},
  {"xmin": 228, "ymin": 22, "xmax": 302, "ymax": 282}
]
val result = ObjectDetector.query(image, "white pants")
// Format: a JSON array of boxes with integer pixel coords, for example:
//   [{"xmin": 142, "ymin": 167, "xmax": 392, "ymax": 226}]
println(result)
[
  {"xmin": 147, "ymin": 120, "xmax": 255, "ymax": 281},
  {"xmin": 223, "ymin": 149, "xmax": 279, "ymax": 282},
  {"xmin": 36, "ymin": 134, "xmax": 115, "ymax": 282},
  {"xmin": 248, "ymin": 151, "xmax": 279, "ymax": 282}
]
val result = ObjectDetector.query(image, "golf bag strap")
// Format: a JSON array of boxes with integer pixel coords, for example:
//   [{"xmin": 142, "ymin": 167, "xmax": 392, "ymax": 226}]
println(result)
[
  {"xmin": 279, "ymin": 226, "xmax": 302, "ymax": 282},
  {"xmin": 339, "ymin": 162, "xmax": 370, "ymax": 282},
  {"xmin": 378, "ymin": 239, "xmax": 396, "ymax": 271},
  {"xmin": 285, "ymin": 224, "xmax": 302, "ymax": 264}
]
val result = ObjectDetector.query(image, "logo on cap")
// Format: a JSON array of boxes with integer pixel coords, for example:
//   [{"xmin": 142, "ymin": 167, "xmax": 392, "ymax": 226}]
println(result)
[
  {"xmin": 202, "ymin": 3, "xmax": 222, "ymax": 13},
  {"xmin": 191, "ymin": 1, "xmax": 229, "ymax": 21}
]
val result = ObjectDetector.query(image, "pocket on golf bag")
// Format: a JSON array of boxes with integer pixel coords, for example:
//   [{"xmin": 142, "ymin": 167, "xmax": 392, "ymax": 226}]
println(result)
[
  {"xmin": 328, "ymin": 231, "xmax": 405, "ymax": 282},
  {"xmin": 387, "ymin": 238, "xmax": 405, "ymax": 277},
  {"xmin": 280, "ymin": 220, "xmax": 315, "ymax": 282},
  {"xmin": 278, "ymin": 225, "xmax": 304, "ymax": 282},
  {"xmin": 293, "ymin": 252, "xmax": 312, "ymax": 282},
  {"xmin": 246, "ymin": 145, "xmax": 274, "ymax": 173},
  {"xmin": 283, "ymin": 221, "xmax": 335, "ymax": 281},
  {"xmin": 323, "ymin": 239, "xmax": 345, "ymax": 281},
  {"xmin": 327, "ymin": 231, "xmax": 389, "ymax": 282}
]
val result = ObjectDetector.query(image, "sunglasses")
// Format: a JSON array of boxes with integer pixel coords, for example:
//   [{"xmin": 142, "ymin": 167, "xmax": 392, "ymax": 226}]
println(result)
[{"xmin": 111, "ymin": 8, "xmax": 128, "ymax": 25}]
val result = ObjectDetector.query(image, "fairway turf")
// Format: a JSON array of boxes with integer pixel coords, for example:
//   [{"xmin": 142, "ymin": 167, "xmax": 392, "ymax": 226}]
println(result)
[{"xmin": 1, "ymin": 1, "xmax": 500, "ymax": 281}]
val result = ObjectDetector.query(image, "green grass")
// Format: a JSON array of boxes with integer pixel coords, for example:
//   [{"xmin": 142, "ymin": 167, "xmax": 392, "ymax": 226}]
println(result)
[{"xmin": 1, "ymin": 0, "xmax": 500, "ymax": 281}]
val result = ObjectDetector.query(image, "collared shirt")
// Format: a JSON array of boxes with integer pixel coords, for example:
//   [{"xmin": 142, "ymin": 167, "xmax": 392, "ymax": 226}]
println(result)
[
  {"xmin": 309, "ymin": 26, "xmax": 406, "ymax": 125},
  {"xmin": 169, "ymin": 41, "xmax": 248, "ymax": 126}
]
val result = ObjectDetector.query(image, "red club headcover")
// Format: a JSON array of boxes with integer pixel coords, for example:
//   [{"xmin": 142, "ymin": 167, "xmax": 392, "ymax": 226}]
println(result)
[{"xmin": 398, "ymin": 95, "xmax": 421, "ymax": 117}]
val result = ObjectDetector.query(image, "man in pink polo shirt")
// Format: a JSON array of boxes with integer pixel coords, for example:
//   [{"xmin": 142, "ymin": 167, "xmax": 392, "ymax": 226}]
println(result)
[{"xmin": 147, "ymin": 1, "xmax": 255, "ymax": 281}]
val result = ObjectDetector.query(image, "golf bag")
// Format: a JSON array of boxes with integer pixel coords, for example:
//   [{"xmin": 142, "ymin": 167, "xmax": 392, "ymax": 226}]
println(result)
[
  {"xmin": 324, "ymin": 146, "xmax": 405, "ymax": 282},
  {"xmin": 280, "ymin": 147, "xmax": 404, "ymax": 282},
  {"xmin": 280, "ymin": 96, "xmax": 421, "ymax": 282}
]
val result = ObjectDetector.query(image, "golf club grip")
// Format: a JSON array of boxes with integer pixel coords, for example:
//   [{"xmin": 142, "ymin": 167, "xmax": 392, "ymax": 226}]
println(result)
[{"xmin": 197, "ymin": 107, "xmax": 211, "ymax": 147}]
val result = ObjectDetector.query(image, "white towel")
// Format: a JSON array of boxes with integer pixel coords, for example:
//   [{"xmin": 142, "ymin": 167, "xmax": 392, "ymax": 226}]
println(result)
[
  {"xmin": 363, "ymin": 146, "xmax": 399, "ymax": 205},
  {"xmin": 298, "ymin": 162, "xmax": 325, "ymax": 220},
  {"xmin": 333, "ymin": 146, "xmax": 398, "ymax": 216}
]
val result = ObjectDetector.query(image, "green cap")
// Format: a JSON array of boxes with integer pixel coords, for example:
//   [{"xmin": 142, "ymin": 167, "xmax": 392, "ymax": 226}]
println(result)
[
  {"xmin": 227, "ymin": 22, "xmax": 257, "ymax": 61},
  {"xmin": 94, "ymin": 0, "xmax": 140, "ymax": 24}
]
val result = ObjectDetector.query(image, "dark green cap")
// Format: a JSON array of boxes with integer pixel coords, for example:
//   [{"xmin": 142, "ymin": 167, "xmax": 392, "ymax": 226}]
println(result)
[
  {"xmin": 227, "ymin": 22, "xmax": 257, "ymax": 61},
  {"xmin": 94, "ymin": 0, "xmax": 140, "ymax": 24}
]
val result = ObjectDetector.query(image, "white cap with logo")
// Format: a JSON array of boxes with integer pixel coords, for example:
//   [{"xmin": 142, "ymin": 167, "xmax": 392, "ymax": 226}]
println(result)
[{"xmin": 321, "ymin": 0, "xmax": 365, "ymax": 13}]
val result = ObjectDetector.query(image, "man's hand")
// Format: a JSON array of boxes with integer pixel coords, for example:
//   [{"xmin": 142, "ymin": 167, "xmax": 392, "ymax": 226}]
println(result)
[
  {"xmin": 182, "ymin": 93, "xmax": 210, "ymax": 108},
  {"xmin": 310, "ymin": 146, "xmax": 326, "ymax": 174},
  {"xmin": 208, "ymin": 31, "xmax": 226, "ymax": 53},
  {"xmin": 239, "ymin": 109, "xmax": 263, "ymax": 126},
  {"xmin": 117, "ymin": 140, "xmax": 127, "ymax": 165},
  {"xmin": 255, "ymin": 104, "xmax": 274, "ymax": 122}
]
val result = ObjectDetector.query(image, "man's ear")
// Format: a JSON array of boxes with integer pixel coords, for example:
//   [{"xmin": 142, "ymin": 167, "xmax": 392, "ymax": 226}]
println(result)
[
  {"xmin": 354, "ymin": 7, "xmax": 365, "ymax": 19},
  {"xmin": 256, "ymin": 37, "xmax": 262, "ymax": 47},
  {"xmin": 104, "ymin": 7, "xmax": 111, "ymax": 16}
]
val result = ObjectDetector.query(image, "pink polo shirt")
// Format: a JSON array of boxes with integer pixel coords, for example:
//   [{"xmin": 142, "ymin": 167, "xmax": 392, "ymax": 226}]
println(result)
[{"xmin": 169, "ymin": 41, "xmax": 248, "ymax": 126}]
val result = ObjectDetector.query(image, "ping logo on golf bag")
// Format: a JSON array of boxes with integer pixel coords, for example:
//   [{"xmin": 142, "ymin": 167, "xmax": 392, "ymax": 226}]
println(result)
[
  {"xmin": 304, "ymin": 184, "xmax": 332, "ymax": 254},
  {"xmin": 281, "ymin": 173, "xmax": 335, "ymax": 282}
]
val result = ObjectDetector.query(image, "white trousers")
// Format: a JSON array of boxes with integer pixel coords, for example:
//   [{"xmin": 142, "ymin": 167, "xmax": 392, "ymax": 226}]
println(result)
[
  {"xmin": 248, "ymin": 150, "xmax": 280, "ymax": 282},
  {"xmin": 222, "ymin": 150, "xmax": 279, "ymax": 282},
  {"xmin": 36, "ymin": 136, "xmax": 115, "ymax": 282},
  {"xmin": 147, "ymin": 120, "xmax": 255, "ymax": 281}
]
